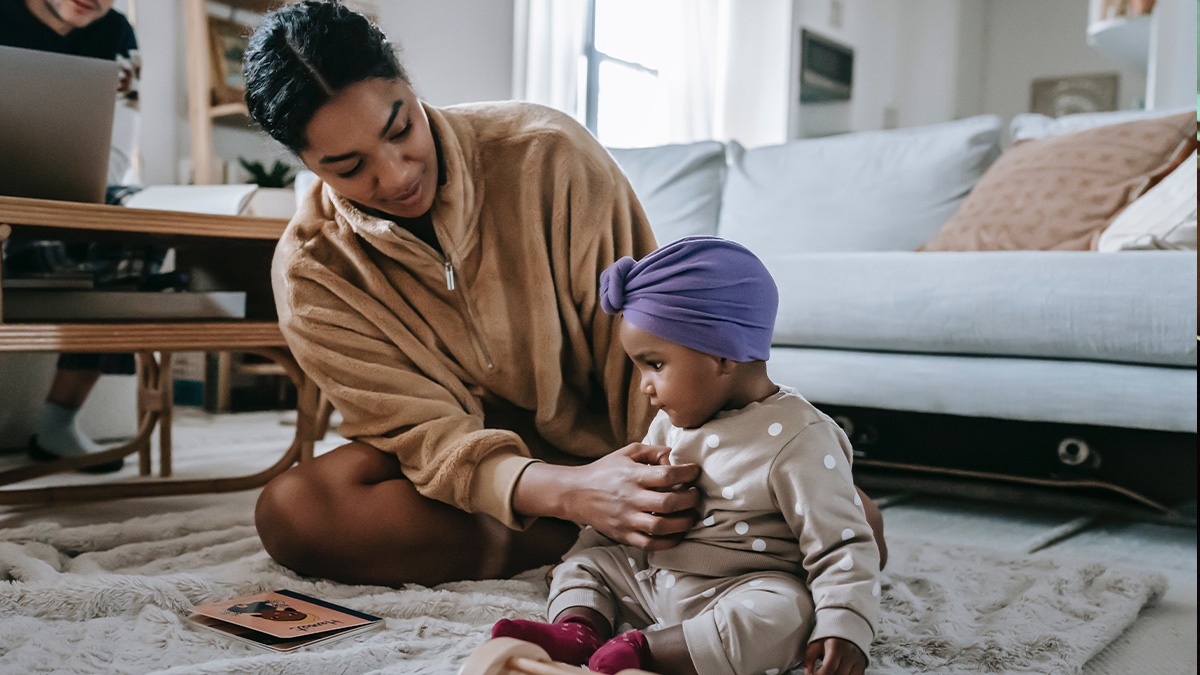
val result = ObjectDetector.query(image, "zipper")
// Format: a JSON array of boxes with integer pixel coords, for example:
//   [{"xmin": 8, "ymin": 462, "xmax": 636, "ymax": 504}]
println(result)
[
  {"xmin": 443, "ymin": 257, "xmax": 495, "ymax": 371},
  {"xmin": 384, "ymin": 218, "xmax": 494, "ymax": 371}
]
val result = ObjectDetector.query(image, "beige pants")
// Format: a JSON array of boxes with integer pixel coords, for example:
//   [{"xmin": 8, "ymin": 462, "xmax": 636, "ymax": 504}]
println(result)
[{"xmin": 548, "ymin": 543, "xmax": 813, "ymax": 675}]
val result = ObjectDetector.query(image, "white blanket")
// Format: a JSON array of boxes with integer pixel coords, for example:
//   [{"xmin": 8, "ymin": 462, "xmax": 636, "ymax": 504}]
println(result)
[{"xmin": 0, "ymin": 503, "xmax": 1165, "ymax": 674}]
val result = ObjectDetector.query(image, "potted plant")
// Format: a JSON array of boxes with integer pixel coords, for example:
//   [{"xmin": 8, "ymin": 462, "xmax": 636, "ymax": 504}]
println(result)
[{"xmin": 239, "ymin": 158, "xmax": 298, "ymax": 218}]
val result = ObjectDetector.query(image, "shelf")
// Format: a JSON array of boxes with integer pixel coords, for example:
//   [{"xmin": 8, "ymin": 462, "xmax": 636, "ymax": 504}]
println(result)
[
  {"xmin": 210, "ymin": 102, "xmax": 250, "ymax": 119},
  {"xmin": 1087, "ymin": 14, "xmax": 1152, "ymax": 71},
  {"xmin": 212, "ymin": 0, "xmax": 280, "ymax": 14}
]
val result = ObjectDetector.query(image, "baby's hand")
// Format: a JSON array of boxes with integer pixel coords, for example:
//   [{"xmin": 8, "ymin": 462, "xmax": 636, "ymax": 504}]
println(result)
[{"xmin": 804, "ymin": 636, "xmax": 867, "ymax": 675}]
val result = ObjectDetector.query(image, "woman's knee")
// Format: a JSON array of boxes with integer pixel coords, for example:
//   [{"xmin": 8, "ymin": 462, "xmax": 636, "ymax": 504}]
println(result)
[{"xmin": 255, "ymin": 468, "xmax": 332, "ymax": 573}]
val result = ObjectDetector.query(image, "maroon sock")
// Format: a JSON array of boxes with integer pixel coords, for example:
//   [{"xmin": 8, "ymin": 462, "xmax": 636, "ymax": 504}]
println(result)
[
  {"xmin": 490, "ymin": 615, "xmax": 605, "ymax": 665},
  {"xmin": 588, "ymin": 629, "xmax": 651, "ymax": 674}
]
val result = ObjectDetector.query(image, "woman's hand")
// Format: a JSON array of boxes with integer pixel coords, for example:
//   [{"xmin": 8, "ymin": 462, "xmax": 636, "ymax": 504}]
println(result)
[{"xmin": 515, "ymin": 443, "xmax": 701, "ymax": 550}]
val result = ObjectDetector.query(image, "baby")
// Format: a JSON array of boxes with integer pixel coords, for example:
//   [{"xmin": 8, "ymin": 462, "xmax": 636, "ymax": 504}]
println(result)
[{"xmin": 493, "ymin": 236, "xmax": 880, "ymax": 675}]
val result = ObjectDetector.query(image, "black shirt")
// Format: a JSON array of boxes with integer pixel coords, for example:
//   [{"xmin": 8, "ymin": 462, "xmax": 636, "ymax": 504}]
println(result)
[{"xmin": 0, "ymin": 1, "xmax": 136, "ymax": 61}]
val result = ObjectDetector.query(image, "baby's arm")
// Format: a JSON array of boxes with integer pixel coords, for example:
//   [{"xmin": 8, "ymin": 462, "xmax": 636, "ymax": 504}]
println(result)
[{"xmin": 768, "ymin": 420, "xmax": 881, "ymax": 668}]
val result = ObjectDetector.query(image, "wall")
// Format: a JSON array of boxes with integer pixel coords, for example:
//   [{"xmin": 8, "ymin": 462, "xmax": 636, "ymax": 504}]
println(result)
[
  {"xmin": 791, "ymin": 0, "xmax": 901, "ymax": 138},
  {"xmin": 789, "ymin": 0, "xmax": 985, "ymax": 139},
  {"xmin": 892, "ymin": 0, "xmax": 970, "ymax": 129},
  {"xmin": 1146, "ymin": 0, "xmax": 1197, "ymax": 108},
  {"xmin": 980, "ymin": 0, "xmax": 1147, "ymax": 131},
  {"xmin": 375, "ymin": 0, "xmax": 516, "ymax": 106},
  {"xmin": 789, "ymin": 0, "xmax": 1166, "ymax": 141},
  {"xmin": 133, "ymin": 0, "xmax": 516, "ymax": 185},
  {"xmin": 716, "ymin": 0, "xmax": 793, "ymax": 147}
]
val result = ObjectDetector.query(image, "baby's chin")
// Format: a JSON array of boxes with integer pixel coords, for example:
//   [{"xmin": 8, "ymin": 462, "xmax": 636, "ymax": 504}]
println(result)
[{"xmin": 665, "ymin": 410, "xmax": 710, "ymax": 430}]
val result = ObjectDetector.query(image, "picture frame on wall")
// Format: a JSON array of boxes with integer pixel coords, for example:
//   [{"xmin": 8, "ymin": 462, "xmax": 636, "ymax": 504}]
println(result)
[
  {"xmin": 207, "ymin": 16, "xmax": 250, "ymax": 106},
  {"xmin": 1029, "ymin": 73, "xmax": 1119, "ymax": 117}
]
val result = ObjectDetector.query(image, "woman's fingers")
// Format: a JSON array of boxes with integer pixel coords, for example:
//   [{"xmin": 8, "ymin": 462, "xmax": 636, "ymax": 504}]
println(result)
[
  {"xmin": 635, "ymin": 460, "xmax": 701, "ymax": 489},
  {"xmin": 616, "ymin": 443, "xmax": 700, "ymax": 489},
  {"xmin": 622, "ymin": 442, "xmax": 672, "ymax": 465},
  {"xmin": 566, "ymin": 445, "xmax": 703, "ymax": 549},
  {"xmin": 631, "ymin": 485, "xmax": 699, "ymax": 515}
]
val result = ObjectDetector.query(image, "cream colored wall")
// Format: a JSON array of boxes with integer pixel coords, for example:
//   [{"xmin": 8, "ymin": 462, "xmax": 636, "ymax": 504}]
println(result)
[
  {"xmin": 980, "ymin": 0, "xmax": 1147, "ymax": 130},
  {"xmin": 374, "ymin": 0, "xmax": 516, "ymax": 107}
]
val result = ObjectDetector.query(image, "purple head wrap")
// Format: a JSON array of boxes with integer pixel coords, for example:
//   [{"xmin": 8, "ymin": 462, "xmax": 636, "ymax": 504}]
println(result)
[{"xmin": 599, "ymin": 236, "xmax": 778, "ymax": 362}]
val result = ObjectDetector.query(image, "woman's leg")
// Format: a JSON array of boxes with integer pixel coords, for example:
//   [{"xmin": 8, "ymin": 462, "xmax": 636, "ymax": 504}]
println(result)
[{"xmin": 254, "ymin": 441, "xmax": 580, "ymax": 587}]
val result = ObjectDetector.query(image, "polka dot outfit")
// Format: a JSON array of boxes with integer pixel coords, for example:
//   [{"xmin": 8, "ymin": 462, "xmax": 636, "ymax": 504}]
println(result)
[{"xmin": 547, "ymin": 386, "xmax": 880, "ymax": 675}]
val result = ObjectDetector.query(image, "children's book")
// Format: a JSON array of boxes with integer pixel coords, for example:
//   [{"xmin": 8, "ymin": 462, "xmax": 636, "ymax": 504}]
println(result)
[{"xmin": 188, "ymin": 589, "xmax": 384, "ymax": 652}]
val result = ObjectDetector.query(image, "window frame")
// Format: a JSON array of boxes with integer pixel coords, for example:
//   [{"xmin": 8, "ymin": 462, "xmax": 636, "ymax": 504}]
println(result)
[{"xmin": 580, "ymin": 0, "xmax": 660, "ymax": 136}]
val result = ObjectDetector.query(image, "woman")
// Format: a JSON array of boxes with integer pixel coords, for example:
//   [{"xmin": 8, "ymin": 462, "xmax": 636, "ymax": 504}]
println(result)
[{"xmin": 245, "ymin": 1, "xmax": 885, "ymax": 587}]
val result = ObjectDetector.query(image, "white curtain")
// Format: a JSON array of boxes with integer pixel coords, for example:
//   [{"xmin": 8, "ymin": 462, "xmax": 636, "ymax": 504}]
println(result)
[
  {"xmin": 512, "ymin": 0, "xmax": 587, "ymax": 119},
  {"xmin": 513, "ymin": 0, "xmax": 723, "ymax": 144},
  {"xmin": 657, "ymin": 0, "xmax": 720, "ymax": 144}
]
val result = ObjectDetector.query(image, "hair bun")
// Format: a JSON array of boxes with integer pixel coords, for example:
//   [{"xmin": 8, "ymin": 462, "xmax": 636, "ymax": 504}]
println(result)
[{"xmin": 599, "ymin": 256, "xmax": 636, "ymax": 314}]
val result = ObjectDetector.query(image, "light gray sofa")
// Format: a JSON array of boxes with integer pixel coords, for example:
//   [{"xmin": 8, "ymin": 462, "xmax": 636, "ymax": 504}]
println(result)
[{"xmin": 607, "ymin": 111, "xmax": 1197, "ymax": 507}]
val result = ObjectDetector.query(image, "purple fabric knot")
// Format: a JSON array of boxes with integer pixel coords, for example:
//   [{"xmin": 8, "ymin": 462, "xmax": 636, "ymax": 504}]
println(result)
[
  {"xmin": 600, "ymin": 256, "xmax": 637, "ymax": 314},
  {"xmin": 598, "ymin": 236, "xmax": 778, "ymax": 362}
]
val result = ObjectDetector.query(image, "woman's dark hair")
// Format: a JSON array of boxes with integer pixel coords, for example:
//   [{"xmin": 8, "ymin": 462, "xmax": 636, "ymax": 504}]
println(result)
[{"xmin": 243, "ymin": 0, "xmax": 407, "ymax": 152}]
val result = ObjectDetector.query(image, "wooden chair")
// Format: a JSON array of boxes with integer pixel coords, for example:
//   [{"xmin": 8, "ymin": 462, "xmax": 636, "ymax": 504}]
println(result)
[{"xmin": 0, "ymin": 323, "xmax": 322, "ymax": 504}]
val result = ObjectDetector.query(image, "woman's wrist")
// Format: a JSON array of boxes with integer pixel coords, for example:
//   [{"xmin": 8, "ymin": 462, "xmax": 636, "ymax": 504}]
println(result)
[{"xmin": 512, "ymin": 462, "xmax": 578, "ymax": 522}]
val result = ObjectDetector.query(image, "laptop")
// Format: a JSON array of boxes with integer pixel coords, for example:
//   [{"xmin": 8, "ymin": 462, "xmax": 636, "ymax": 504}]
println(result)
[{"xmin": 0, "ymin": 45, "xmax": 119, "ymax": 203}]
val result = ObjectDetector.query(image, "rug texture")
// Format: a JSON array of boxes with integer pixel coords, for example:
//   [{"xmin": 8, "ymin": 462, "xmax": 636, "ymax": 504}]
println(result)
[{"xmin": 0, "ymin": 504, "xmax": 1165, "ymax": 674}]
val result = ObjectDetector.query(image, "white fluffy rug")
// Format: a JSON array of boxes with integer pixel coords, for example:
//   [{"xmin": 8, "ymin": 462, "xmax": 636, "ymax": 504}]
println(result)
[{"xmin": 0, "ymin": 504, "xmax": 1166, "ymax": 675}]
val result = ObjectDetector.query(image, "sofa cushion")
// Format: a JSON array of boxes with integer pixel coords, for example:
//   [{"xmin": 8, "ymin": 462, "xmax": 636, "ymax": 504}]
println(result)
[
  {"xmin": 921, "ymin": 111, "xmax": 1197, "ymax": 252},
  {"xmin": 769, "ymin": 348, "xmax": 1197, "ymax": 433},
  {"xmin": 1010, "ymin": 105, "xmax": 1197, "ymax": 142},
  {"xmin": 1097, "ymin": 150, "xmax": 1197, "ymax": 251},
  {"xmin": 765, "ymin": 250, "xmax": 1197, "ymax": 367},
  {"xmin": 608, "ymin": 141, "xmax": 725, "ymax": 245},
  {"xmin": 716, "ymin": 115, "xmax": 1002, "ymax": 254}
]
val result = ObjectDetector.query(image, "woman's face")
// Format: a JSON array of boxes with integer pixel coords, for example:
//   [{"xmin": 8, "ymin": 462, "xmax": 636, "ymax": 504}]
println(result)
[{"xmin": 300, "ymin": 78, "xmax": 438, "ymax": 219}]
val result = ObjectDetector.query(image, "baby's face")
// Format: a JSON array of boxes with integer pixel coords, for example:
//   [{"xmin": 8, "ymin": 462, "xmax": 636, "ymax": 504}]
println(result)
[{"xmin": 619, "ymin": 320, "xmax": 733, "ymax": 429}]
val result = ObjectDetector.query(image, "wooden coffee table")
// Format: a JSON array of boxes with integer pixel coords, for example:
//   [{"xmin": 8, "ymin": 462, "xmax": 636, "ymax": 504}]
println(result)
[{"xmin": 0, "ymin": 196, "xmax": 323, "ymax": 504}]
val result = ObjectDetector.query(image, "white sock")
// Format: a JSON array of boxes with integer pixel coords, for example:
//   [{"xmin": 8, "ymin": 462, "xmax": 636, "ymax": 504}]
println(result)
[{"xmin": 34, "ymin": 401, "xmax": 103, "ymax": 458}]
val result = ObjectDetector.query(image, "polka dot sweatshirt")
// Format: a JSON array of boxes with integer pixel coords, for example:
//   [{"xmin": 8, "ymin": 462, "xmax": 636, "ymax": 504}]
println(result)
[{"xmin": 647, "ymin": 385, "xmax": 880, "ymax": 653}]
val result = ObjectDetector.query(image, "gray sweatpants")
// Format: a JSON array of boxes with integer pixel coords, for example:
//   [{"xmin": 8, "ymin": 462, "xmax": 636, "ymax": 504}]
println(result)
[{"xmin": 547, "ymin": 543, "xmax": 813, "ymax": 675}]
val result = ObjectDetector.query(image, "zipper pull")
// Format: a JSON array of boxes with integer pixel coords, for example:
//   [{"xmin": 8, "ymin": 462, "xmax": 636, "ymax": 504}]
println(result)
[{"xmin": 444, "ymin": 261, "xmax": 456, "ymax": 291}]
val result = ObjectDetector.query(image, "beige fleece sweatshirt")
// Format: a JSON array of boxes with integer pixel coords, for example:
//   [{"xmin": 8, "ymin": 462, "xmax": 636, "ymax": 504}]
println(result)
[{"xmin": 272, "ymin": 101, "xmax": 658, "ymax": 528}]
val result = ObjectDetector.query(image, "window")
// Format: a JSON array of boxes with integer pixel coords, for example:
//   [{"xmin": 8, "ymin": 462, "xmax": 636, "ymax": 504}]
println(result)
[{"xmin": 580, "ymin": 0, "xmax": 673, "ymax": 147}]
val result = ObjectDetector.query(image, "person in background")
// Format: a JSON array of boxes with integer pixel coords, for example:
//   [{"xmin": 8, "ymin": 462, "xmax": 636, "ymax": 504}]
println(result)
[{"xmin": 1, "ymin": 0, "xmax": 151, "ymax": 473}]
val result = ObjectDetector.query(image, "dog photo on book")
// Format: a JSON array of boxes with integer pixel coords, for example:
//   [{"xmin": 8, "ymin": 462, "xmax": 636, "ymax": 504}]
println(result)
[{"xmin": 188, "ymin": 589, "xmax": 383, "ymax": 652}]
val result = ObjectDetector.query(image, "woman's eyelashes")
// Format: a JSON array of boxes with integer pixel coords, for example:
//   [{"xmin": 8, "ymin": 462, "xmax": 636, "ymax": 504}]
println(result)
[{"xmin": 336, "ymin": 123, "xmax": 411, "ymax": 178}]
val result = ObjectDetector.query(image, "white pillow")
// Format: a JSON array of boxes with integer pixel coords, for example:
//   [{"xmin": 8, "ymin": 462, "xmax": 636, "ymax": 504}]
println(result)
[
  {"xmin": 1010, "ymin": 106, "xmax": 1196, "ymax": 142},
  {"xmin": 1097, "ymin": 151, "xmax": 1197, "ymax": 252},
  {"xmin": 717, "ymin": 115, "xmax": 1003, "ymax": 253},
  {"xmin": 608, "ymin": 141, "xmax": 725, "ymax": 245}
]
